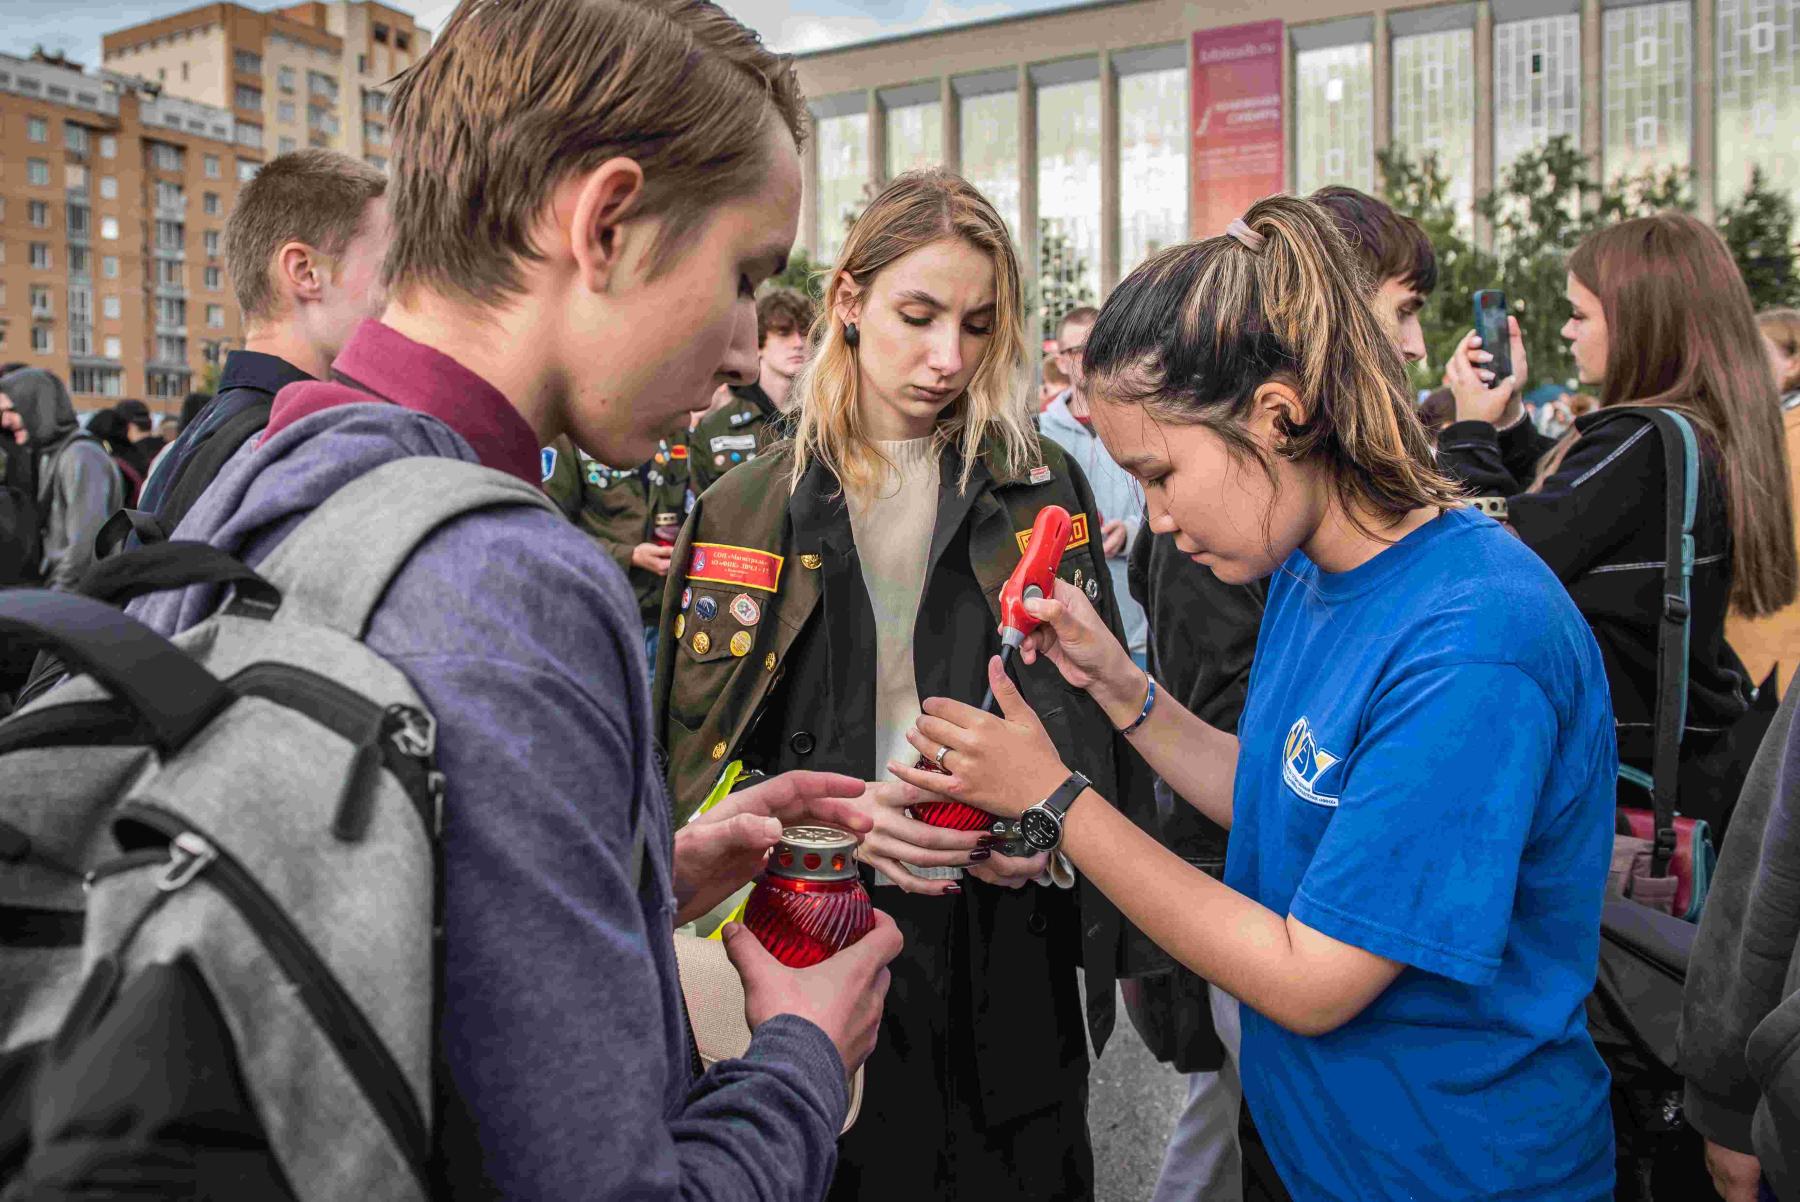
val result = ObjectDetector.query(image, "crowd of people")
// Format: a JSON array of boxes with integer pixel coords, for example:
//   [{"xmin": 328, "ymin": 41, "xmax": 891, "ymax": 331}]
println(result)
[{"xmin": 1, "ymin": 0, "xmax": 1799, "ymax": 1199}]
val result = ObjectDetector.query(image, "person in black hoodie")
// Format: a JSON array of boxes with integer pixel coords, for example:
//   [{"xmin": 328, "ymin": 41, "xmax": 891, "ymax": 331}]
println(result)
[
  {"xmin": 1442, "ymin": 212, "xmax": 1797, "ymax": 833},
  {"xmin": 0, "ymin": 369, "xmax": 120, "ymax": 591}
]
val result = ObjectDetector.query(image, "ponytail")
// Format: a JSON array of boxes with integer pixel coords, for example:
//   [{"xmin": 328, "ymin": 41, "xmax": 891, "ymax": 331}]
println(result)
[{"xmin": 1085, "ymin": 194, "xmax": 1461, "ymax": 533}]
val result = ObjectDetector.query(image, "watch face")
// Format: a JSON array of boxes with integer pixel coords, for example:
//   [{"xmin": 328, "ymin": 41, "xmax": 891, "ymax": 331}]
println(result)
[{"xmin": 1020, "ymin": 808, "xmax": 1060, "ymax": 851}]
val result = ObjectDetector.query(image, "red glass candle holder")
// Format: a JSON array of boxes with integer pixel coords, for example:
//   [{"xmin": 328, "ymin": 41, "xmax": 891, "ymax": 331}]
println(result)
[
  {"xmin": 744, "ymin": 825, "xmax": 875, "ymax": 968},
  {"xmin": 906, "ymin": 755, "xmax": 997, "ymax": 832}
]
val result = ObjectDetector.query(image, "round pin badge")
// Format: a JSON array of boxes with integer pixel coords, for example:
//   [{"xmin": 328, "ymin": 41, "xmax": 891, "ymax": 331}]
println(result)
[
  {"xmin": 1085, "ymin": 576, "xmax": 1101, "ymax": 601},
  {"xmin": 673, "ymin": 613, "xmax": 686, "ymax": 640},
  {"xmin": 729, "ymin": 631, "xmax": 753, "ymax": 657},
  {"xmin": 714, "ymin": 454, "xmax": 726, "ymax": 467},
  {"xmin": 695, "ymin": 595, "xmax": 719, "ymax": 622},
  {"xmin": 730, "ymin": 593, "xmax": 760, "ymax": 626},
  {"xmin": 763, "ymin": 652, "xmax": 777, "ymax": 671},
  {"xmin": 711, "ymin": 741, "xmax": 727, "ymax": 761},
  {"xmin": 692, "ymin": 631, "xmax": 712, "ymax": 655},
  {"xmin": 800, "ymin": 554, "xmax": 823, "ymax": 570},
  {"xmin": 1072, "ymin": 568, "xmax": 1084, "ymax": 592},
  {"xmin": 680, "ymin": 587, "xmax": 692, "ymax": 611}
]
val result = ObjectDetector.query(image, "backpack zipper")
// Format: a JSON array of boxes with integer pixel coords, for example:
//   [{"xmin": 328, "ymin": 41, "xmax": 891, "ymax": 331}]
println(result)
[{"xmin": 117, "ymin": 802, "xmax": 432, "ymax": 1193}]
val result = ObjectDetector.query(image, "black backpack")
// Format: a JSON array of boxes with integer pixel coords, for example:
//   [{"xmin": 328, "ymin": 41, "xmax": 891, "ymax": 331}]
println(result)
[{"xmin": 0, "ymin": 438, "xmax": 42, "ymax": 589}]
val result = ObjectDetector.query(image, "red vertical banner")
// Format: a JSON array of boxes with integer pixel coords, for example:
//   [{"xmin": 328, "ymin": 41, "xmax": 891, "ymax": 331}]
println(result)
[{"xmin": 1190, "ymin": 20, "xmax": 1287, "ymax": 241}]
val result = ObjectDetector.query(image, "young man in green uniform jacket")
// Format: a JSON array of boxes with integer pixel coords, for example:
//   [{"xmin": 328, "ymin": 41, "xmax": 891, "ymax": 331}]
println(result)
[{"xmin": 687, "ymin": 288, "xmax": 811, "ymax": 496}]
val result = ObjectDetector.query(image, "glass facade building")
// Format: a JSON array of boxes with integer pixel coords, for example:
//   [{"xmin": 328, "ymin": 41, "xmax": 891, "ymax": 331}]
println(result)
[
  {"xmin": 1295, "ymin": 32, "xmax": 1376, "ymax": 193},
  {"xmin": 1493, "ymin": 12, "xmax": 1582, "ymax": 178},
  {"xmin": 1118, "ymin": 49, "xmax": 1188, "ymax": 273},
  {"xmin": 1035, "ymin": 63, "xmax": 1103, "ymax": 303},
  {"xmin": 1604, "ymin": 2, "xmax": 1692, "ymax": 181},
  {"xmin": 1392, "ymin": 22, "xmax": 1476, "ymax": 229},
  {"xmin": 1717, "ymin": 0, "xmax": 1800, "ymax": 203}
]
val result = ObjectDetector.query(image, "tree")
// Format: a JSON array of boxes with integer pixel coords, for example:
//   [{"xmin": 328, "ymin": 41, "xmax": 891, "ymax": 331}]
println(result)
[
  {"xmin": 1378, "ymin": 148, "xmax": 1496, "ymax": 389},
  {"xmin": 767, "ymin": 249, "xmax": 825, "ymax": 301},
  {"xmin": 200, "ymin": 361, "xmax": 224, "ymax": 395},
  {"xmin": 1718, "ymin": 167, "xmax": 1800, "ymax": 310},
  {"xmin": 1037, "ymin": 219, "xmax": 1094, "ymax": 342}
]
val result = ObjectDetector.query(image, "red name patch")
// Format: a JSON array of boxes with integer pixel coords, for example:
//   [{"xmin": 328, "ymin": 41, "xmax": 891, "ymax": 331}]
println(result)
[
  {"xmin": 668, "ymin": 443, "xmax": 689, "ymax": 460},
  {"xmin": 688, "ymin": 543, "xmax": 783, "ymax": 593},
  {"xmin": 1016, "ymin": 512, "xmax": 1090, "ymax": 554}
]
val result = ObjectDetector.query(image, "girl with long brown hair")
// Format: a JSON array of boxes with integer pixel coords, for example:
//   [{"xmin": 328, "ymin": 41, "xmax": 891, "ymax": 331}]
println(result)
[
  {"xmin": 654, "ymin": 169, "xmax": 1146, "ymax": 1199},
  {"xmin": 895, "ymin": 194, "xmax": 1620, "ymax": 1198},
  {"xmin": 1444, "ymin": 212, "xmax": 1798, "ymax": 825}
]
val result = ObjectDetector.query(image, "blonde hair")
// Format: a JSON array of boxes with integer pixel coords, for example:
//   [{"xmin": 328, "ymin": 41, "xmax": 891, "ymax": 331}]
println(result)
[
  {"xmin": 1758, "ymin": 308, "xmax": 1800, "ymax": 392},
  {"xmin": 1085, "ymin": 194, "xmax": 1461, "ymax": 533},
  {"xmin": 788, "ymin": 169, "xmax": 1035, "ymax": 496}
]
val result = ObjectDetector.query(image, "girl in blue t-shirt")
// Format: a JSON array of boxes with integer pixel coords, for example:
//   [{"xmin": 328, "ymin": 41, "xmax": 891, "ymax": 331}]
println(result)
[{"xmin": 892, "ymin": 195, "xmax": 1619, "ymax": 1200}]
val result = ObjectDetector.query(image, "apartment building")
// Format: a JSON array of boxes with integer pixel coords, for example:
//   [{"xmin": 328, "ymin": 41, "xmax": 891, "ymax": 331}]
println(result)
[
  {"xmin": 0, "ymin": 50, "xmax": 254, "ymax": 410},
  {"xmin": 101, "ymin": 1, "xmax": 425, "ymax": 170}
]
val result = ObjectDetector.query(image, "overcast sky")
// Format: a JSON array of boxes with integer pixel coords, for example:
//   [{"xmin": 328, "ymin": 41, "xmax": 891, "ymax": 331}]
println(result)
[{"xmin": 4, "ymin": 0, "xmax": 1073, "ymax": 69}]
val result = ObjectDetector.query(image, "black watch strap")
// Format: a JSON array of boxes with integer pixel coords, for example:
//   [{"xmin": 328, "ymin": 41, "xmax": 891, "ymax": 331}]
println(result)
[{"xmin": 1042, "ymin": 771, "xmax": 1091, "ymax": 820}]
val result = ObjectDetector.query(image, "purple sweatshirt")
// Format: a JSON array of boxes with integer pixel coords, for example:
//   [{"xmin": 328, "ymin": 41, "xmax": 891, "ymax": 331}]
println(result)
[{"xmin": 128, "ymin": 321, "xmax": 849, "ymax": 1200}]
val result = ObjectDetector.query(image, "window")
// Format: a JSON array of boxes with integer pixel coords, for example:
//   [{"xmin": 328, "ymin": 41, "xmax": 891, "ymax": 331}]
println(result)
[
  {"xmin": 104, "ymin": 337, "xmax": 122, "ymax": 360},
  {"xmin": 280, "ymin": 137, "xmax": 298, "ymax": 154},
  {"xmin": 236, "ymin": 123, "xmax": 263, "ymax": 150},
  {"xmin": 1495, "ymin": 14, "xmax": 1582, "ymax": 176},
  {"xmin": 71, "ymin": 366, "xmax": 124, "ymax": 396},
  {"xmin": 156, "ymin": 181, "xmax": 185, "ymax": 210},
  {"xmin": 1604, "ymin": 3, "xmax": 1691, "ymax": 181},
  {"xmin": 810, "ymin": 105, "xmax": 869, "ymax": 262},
  {"xmin": 237, "ymin": 159, "xmax": 259, "ymax": 182},
  {"xmin": 65, "ymin": 163, "xmax": 89, "ymax": 191},
  {"xmin": 206, "ymin": 304, "xmax": 225, "ymax": 328},
  {"xmin": 1718, "ymin": 0, "xmax": 1800, "ymax": 204},
  {"xmin": 235, "ymin": 49, "xmax": 262, "ymax": 74},
  {"xmin": 63, "ymin": 123, "xmax": 89, "ymax": 155},
  {"xmin": 156, "ymin": 221, "xmax": 184, "ymax": 252},
  {"xmin": 27, "ymin": 201, "xmax": 49, "ymax": 229},
  {"xmin": 882, "ymin": 94, "xmax": 942, "ymax": 177},
  {"xmin": 1389, "ymin": 25, "xmax": 1476, "ymax": 232},
  {"xmin": 308, "ymin": 71, "xmax": 337, "ymax": 101},
  {"xmin": 155, "ymin": 335, "xmax": 187, "ymax": 364},
  {"xmin": 102, "ymin": 255, "xmax": 119, "ymax": 278},
  {"xmin": 30, "ymin": 286, "xmax": 52, "ymax": 316},
  {"xmin": 279, "ymin": 101, "xmax": 297, "ymax": 124},
  {"xmin": 1295, "ymin": 35, "xmax": 1376, "ymax": 193},
  {"xmin": 363, "ymin": 89, "xmax": 388, "ymax": 116},
  {"xmin": 98, "ymin": 174, "xmax": 116, "ymax": 201},
  {"xmin": 236, "ymin": 85, "xmax": 263, "ymax": 111},
  {"xmin": 27, "ymin": 159, "xmax": 49, "ymax": 186},
  {"xmin": 67, "ymin": 245, "xmax": 89, "ymax": 277},
  {"xmin": 396, "ymin": 32, "xmax": 411, "ymax": 53},
  {"xmin": 32, "ymin": 327, "xmax": 53, "ymax": 355},
  {"xmin": 150, "ymin": 144, "xmax": 182, "ymax": 172},
  {"xmin": 30, "ymin": 243, "xmax": 51, "ymax": 270},
  {"xmin": 204, "ymin": 192, "xmax": 222, "ymax": 216},
  {"xmin": 158, "ymin": 259, "xmax": 183, "ymax": 288},
  {"xmin": 204, "ymin": 230, "xmax": 221, "ymax": 256},
  {"xmin": 957, "ymin": 77, "xmax": 1020, "ymax": 242},
  {"xmin": 99, "ymin": 135, "xmax": 116, "ymax": 160},
  {"xmin": 363, "ymin": 121, "xmax": 385, "ymax": 145},
  {"xmin": 374, "ymin": 22, "xmax": 390, "ymax": 43},
  {"xmin": 68, "ymin": 201, "xmax": 89, "ymax": 238},
  {"xmin": 101, "ymin": 217, "xmax": 119, "ymax": 241},
  {"xmin": 26, "ymin": 116, "xmax": 47, "ymax": 143},
  {"xmin": 278, "ymin": 66, "xmax": 296, "ymax": 93},
  {"xmin": 204, "ymin": 266, "xmax": 223, "ymax": 290},
  {"xmin": 205, "ymin": 154, "xmax": 221, "ymax": 179},
  {"xmin": 68, "ymin": 326, "xmax": 92, "ymax": 357},
  {"xmin": 68, "ymin": 286, "xmax": 91, "ymax": 323},
  {"xmin": 309, "ymin": 109, "xmax": 340, "ymax": 135},
  {"xmin": 1036, "ymin": 63, "xmax": 1103, "ymax": 326},
  {"xmin": 1118, "ymin": 52, "xmax": 1189, "ymax": 274},
  {"xmin": 104, "ymin": 295, "xmax": 121, "ymax": 319},
  {"xmin": 156, "ymin": 297, "xmax": 187, "ymax": 327}
]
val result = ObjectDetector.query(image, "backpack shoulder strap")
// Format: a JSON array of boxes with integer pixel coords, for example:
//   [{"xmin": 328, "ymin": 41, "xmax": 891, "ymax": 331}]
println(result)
[
  {"xmin": 155, "ymin": 398, "xmax": 273, "ymax": 534},
  {"xmin": 254, "ymin": 456, "xmax": 555, "ymax": 639},
  {"xmin": 1635, "ymin": 407, "xmax": 1700, "ymax": 877}
]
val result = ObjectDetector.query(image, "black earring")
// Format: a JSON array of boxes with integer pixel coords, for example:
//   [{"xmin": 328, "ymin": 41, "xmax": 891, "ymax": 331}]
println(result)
[{"xmin": 843, "ymin": 322, "xmax": 860, "ymax": 348}]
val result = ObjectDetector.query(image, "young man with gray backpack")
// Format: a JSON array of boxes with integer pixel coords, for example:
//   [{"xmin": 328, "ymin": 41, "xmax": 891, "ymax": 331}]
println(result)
[{"xmin": 0, "ymin": 1, "xmax": 901, "ymax": 1198}]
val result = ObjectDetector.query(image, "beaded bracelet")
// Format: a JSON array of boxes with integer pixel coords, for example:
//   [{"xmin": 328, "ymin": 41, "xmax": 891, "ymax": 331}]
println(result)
[{"xmin": 1120, "ymin": 673, "xmax": 1157, "ymax": 735}]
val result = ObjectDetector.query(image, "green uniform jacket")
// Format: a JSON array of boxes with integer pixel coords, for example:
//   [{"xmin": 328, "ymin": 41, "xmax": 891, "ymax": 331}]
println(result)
[
  {"xmin": 686, "ymin": 382, "xmax": 784, "ymax": 497},
  {"xmin": 652, "ymin": 437, "xmax": 1157, "ymax": 1119},
  {"xmin": 541, "ymin": 435, "xmax": 690, "ymax": 622}
]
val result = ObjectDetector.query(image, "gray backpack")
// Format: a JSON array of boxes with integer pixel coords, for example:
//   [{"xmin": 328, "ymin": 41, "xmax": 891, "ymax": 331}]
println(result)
[{"xmin": 0, "ymin": 457, "xmax": 556, "ymax": 1201}]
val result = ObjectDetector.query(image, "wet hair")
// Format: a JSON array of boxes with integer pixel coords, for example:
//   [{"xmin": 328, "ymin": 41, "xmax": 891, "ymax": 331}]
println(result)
[
  {"xmin": 1310, "ymin": 185, "xmax": 1438, "ymax": 296},
  {"xmin": 1558, "ymin": 213, "xmax": 1796, "ymax": 617},
  {"xmin": 1084, "ymin": 194, "xmax": 1460, "ymax": 534}
]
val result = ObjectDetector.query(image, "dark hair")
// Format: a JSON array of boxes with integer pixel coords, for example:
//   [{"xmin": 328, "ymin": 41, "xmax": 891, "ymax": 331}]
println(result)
[
  {"xmin": 1561, "ymin": 212, "xmax": 1796, "ymax": 617},
  {"xmin": 179, "ymin": 391, "xmax": 213, "ymax": 429},
  {"xmin": 1310, "ymin": 186, "xmax": 1437, "ymax": 296},
  {"xmin": 756, "ymin": 288, "xmax": 814, "ymax": 347},
  {"xmin": 1084, "ymin": 194, "xmax": 1460, "ymax": 533},
  {"xmin": 86, "ymin": 409, "xmax": 127, "ymax": 454},
  {"xmin": 225, "ymin": 149, "xmax": 387, "ymax": 325}
]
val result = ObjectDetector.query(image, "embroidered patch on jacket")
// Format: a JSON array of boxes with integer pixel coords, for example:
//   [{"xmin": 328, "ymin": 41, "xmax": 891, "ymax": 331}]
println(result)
[
  {"xmin": 1029, "ymin": 465, "xmax": 1053, "ymax": 484},
  {"xmin": 1015, "ymin": 511, "xmax": 1090, "ymax": 554},
  {"xmin": 1281, "ymin": 716, "xmax": 1343, "ymax": 807},
  {"xmin": 539, "ymin": 447, "xmax": 557, "ymax": 482},
  {"xmin": 710, "ymin": 433, "xmax": 758, "ymax": 454},
  {"xmin": 668, "ymin": 443, "xmax": 688, "ymax": 459},
  {"xmin": 688, "ymin": 543, "xmax": 783, "ymax": 593}
]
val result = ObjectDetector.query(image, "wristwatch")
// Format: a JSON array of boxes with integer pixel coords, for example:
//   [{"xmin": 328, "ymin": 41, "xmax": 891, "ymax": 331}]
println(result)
[{"xmin": 1020, "ymin": 771, "xmax": 1091, "ymax": 853}]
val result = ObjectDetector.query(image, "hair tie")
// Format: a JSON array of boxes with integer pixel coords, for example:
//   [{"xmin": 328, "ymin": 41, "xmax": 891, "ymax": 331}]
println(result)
[{"xmin": 1225, "ymin": 218, "xmax": 1266, "ymax": 253}]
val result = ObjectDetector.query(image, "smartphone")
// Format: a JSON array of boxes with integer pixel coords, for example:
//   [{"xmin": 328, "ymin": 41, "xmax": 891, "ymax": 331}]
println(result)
[{"xmin": 1473, "ymin": 290, "xmax": 1512, "ymax": 384}]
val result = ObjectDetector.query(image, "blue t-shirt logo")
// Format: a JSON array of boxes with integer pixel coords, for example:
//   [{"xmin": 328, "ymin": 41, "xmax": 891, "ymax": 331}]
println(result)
[{"xmin": 1281, "ymin": 716, "xmax": 1342, "ymax": 807}]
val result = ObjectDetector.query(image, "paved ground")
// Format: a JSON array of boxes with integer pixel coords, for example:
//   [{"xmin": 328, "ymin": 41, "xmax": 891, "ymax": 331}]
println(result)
[{"xmin": 1087, "ymin": 983, "xmax": 1189, "ymax": 1202}]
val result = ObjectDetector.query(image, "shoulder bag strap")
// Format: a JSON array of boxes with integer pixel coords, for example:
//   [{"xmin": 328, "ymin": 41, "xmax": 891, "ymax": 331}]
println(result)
[{"xmin": 1638, "ymin": 408, "xmax": 1700, "ymax": 877}]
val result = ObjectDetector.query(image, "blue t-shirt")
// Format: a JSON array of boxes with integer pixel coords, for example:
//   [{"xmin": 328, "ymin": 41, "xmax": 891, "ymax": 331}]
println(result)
[{"xmin": 1228, "ymin": 506, "xmax": 1616, "ymax": 1201}]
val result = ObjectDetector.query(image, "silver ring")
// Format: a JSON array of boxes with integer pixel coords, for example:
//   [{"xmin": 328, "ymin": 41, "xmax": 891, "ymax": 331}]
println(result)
[{"xmin": 934, "ymin": 744, "xmax": 952, "ymax": 770}]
